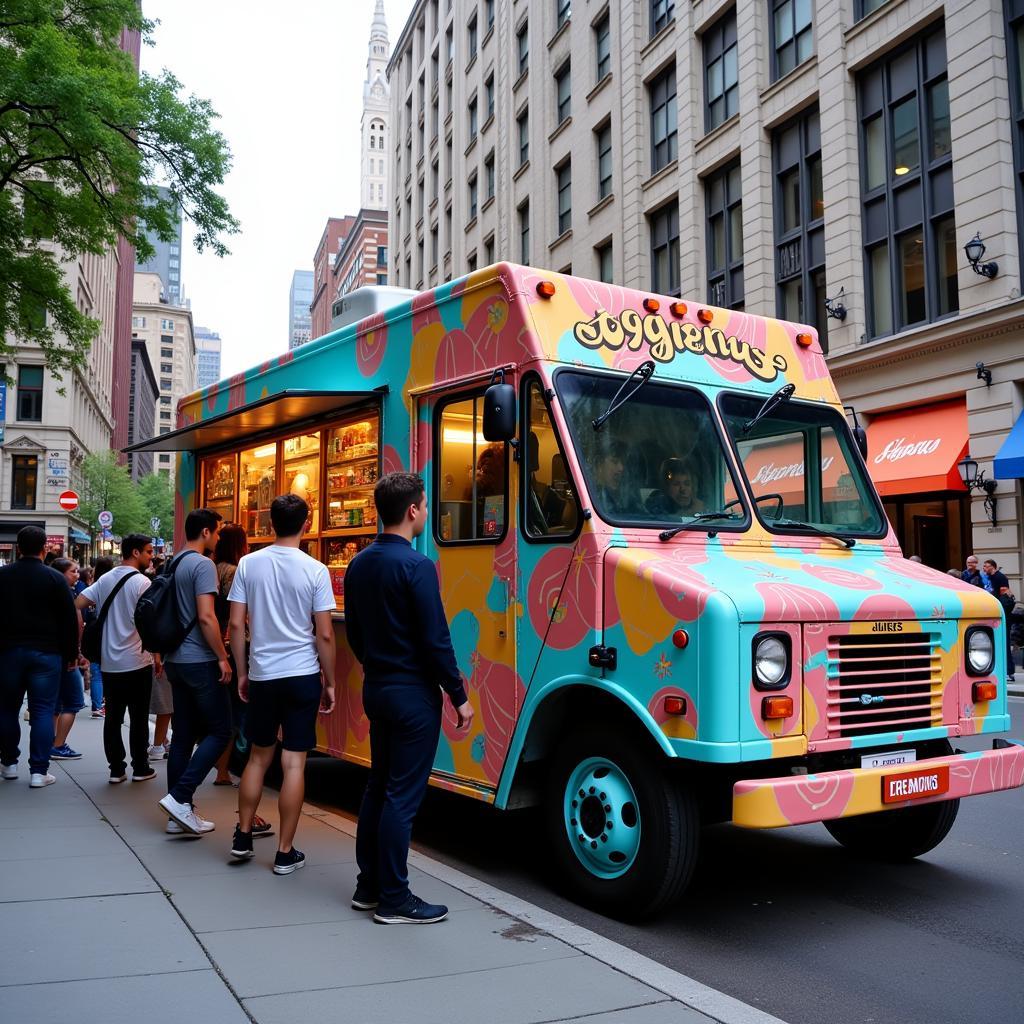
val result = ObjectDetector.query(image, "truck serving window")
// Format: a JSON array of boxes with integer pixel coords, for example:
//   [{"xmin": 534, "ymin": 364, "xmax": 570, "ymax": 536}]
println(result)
[
  {"xmin": 718, "ymin": 393, "xmax": 887, "ymax": 538},
  {"xmin": 555, "ymin": 370, "xmax": 746, "ymax": 529}
]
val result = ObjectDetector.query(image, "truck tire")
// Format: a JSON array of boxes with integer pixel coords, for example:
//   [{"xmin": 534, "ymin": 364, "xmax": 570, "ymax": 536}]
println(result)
[
  {"xmin": 823, "ymin": 797, "xmax": 960, "ymax": 860},
  {"xmin": 544, "ymin": 725, "xmax": 697, "ymax": 919}
]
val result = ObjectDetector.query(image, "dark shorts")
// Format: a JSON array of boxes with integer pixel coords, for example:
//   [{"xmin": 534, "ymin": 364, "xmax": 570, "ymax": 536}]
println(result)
[{"xmin": 246, "ymin": 673, "xmax": 322, "ymax": 752}]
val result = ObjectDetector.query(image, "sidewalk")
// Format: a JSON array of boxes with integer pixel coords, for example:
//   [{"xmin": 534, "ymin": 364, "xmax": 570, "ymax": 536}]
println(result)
[{"xmin": 1, "ymin": 712, "xmax": 787, "ymax": 1024}]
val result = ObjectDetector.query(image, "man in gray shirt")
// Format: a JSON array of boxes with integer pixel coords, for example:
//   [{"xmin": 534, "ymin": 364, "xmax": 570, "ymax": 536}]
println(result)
[{"xmin": 157, "ymin": 509, "xmax": 233, "ymax": 836}]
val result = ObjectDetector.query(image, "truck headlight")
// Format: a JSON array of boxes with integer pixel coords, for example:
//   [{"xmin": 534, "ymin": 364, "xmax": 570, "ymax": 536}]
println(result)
[
  {"xmin": 965, "ymin": 627, "xmax": 995, "ymax": 676},
  {"xmin": 753, "ymin": 633, "xmax": 790, "ymax": 690}
]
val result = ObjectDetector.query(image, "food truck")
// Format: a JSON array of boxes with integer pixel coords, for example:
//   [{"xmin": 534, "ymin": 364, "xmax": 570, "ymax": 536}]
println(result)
[{"xmin": 130, "ymin": 263, "xmax": 1024, "ymax": 918}]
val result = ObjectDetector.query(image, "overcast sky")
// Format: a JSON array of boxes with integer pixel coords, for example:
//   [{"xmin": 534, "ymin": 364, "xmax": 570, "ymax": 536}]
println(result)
[{"xmin": 141, "ymin": 1, "xmax": 416, "ymax": 377}]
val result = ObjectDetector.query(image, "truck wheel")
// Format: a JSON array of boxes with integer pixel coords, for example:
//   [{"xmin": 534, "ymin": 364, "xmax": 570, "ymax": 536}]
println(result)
[
  {"xmin": 544, "ymin": 726, "xmax": 697, "ymax": 919},
  {"xmin": 823, "ymin": 798, "xmax": 959, "ymax": 861}
]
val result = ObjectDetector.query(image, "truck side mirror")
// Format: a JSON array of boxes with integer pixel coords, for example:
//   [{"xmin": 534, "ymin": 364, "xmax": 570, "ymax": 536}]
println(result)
[
  {"xmin": 854, "ymin": 425, "xmax": 868, "ymax": 460},
  {"xmin": 483, "ymin": 370, "xmax": 517, "ymax": 442}
]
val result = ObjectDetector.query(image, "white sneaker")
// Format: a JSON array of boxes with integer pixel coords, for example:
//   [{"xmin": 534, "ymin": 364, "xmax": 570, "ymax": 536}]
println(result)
[
  {"xmin": 166, "ymin": 810, "xmax": 214, "ymax": 835},
  {"xmin": 147, "ymin": 744, "xmax": 167, "ymax": 761},
  {"xmin": 158, "ymin": 794, "xmax": 214, "ymax": 835},
  {"xmin": 1, "ymin": 764, "xmax": 17, "ymax": 781},
  {"xmin": 30, "ymin": 773, "xmax": 56, "ymax": 788}
]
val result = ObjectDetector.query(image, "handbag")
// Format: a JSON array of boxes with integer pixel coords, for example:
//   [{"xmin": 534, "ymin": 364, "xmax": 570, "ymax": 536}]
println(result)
[{"xmin": 81, "ymin": 570, "xmax": 140, "ymax": 665}]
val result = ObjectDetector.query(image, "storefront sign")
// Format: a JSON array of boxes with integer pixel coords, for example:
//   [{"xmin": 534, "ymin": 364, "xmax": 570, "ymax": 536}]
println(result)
[{"xmin": 45, "ymin": 534, "xmax": 65, "ymax": 552}]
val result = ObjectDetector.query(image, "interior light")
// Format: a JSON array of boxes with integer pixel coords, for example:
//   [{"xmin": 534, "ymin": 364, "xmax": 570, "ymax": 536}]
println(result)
[
  {"xmin": 442, "ymin": 429, "xmax": 489, "ymax": 445},
  {"xmin": 252, "ymin": 444, "xmax": 276, "ymax": 459},
  {"xmin": 894, "ymin": 165, "xmax": 910, "ymax": 175}
]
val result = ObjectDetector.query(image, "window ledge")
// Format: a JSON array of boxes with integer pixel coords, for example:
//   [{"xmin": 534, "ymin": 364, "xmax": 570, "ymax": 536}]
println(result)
[
  {"xmin": 481, "ymin": 114, "xmax": 495, "ymax": 134},
  {"xmin": 444, "ymin": 177, "xmax": 453, "ymax": 191},
  {"xmin": 482, "ymin": 26, "xmax": 494, "ymax": 48},
  {"xmin": 548, "ymin": 228, "xmax": 573, "ymax": 250},
  {"xmin": 446, "ymin": 61, "xmax": 453, "ymax": 82},
  {"xmin": 429, "ymin": 197, "xmax": 438, "ymax": 213},
  {"xmin": 844, "ymin": 0, "xmax": 904, "ymax": 45},
  {"xmin": 695, "ymin": 112, "xmax": 740, "ymax": 154},
  {"xmin": 641, "ymin": 160, "xmax": 679, "ymax": 191},
  {"xmin": 466, "ymin": 53, "xmax": 477, "ymax": 74},
  {"xmin": 417, "ymin": 154, "xmax": 425, "ymax": 170},
  {"xmin": 464, "ymin": 135, "xmax": 479, "ymax": 157},
  {"xmin": 760, "ymin": 54, "xmax": 818, "ymax": 103},
  {"xmin": 588, "ymin": 193, "xmax": 615, "ymax": 218},
  {"xmin": 430, "ymin": 134, "xmax": 439, "ymax": 152},
  {"xmin": 640, "ymin": 20, "xmax": 675, "ymax": 58},
  {"xmin": 587, "ymin": 73, "xmax": 612, "ymax": 103},
  {"xmin": 465, "ymin": 216, "xmax": 478, "ymax": 233},
  {"xmin": 432, "ymin": 81, "xmax": 439, "ymax": 101},
  {"xmin": 514, "ymin": 68, "xmax": 529, "ymax": 92},
  {"xmin": 548, "ymin": 116, "xmax": 573, "ymax": 145},
  {"xmin": 430, "ymin": 263, "xmax": 438, "ymax": 276},
  {"xmin": 416, "ymin": 216, "xmax": 424, "ymax": 231},
  {"xmin": 444, "ymin": 111, "xmax": 453, "ymax": 127},
  {"xmin": 481, "ymin": 195, "xmax": 495, "ymax": 214},
  {"xmin": 513, "ymin": 159, "xmax": 531, "ymax": 182},
  {"xmin": 547, "ymin": 20, "xmax": 571, "ymax": 50}
]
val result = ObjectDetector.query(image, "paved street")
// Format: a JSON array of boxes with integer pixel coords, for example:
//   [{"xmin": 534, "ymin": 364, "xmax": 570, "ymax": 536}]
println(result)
[{"xmin": 304, "ymin": 696, "xmax": 1024, "ymax": 1024}]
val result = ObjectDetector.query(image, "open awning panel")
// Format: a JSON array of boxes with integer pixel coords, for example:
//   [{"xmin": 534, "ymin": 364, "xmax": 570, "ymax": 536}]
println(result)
[
  {"xmin": 993, "ymin": 411, "xmax": 1024, "ymax": 480},
  {"xmin": 865, "ymin": 400, "xmax": 968, "ymax": 496},
  {"xmin": 123, "ymin": 390, "xmax": 385, "ymax": 454}
]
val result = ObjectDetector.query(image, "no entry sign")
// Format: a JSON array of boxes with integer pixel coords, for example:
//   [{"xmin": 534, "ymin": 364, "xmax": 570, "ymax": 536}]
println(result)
[{"xmin": 58, "ymin": 490, "xmax": 79, "ymax": 512}]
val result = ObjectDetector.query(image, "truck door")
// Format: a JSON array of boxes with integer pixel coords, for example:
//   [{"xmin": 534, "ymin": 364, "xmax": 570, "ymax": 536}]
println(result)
[{"xmin": 416, "ymin": 383, "xmax": 520, "ymax": 793}]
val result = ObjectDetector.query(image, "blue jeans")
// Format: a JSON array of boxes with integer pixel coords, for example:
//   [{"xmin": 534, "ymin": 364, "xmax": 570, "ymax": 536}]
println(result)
[
  {"xmin": 89, "ymin": 662, "xmax": 103, "ymax": 712},
  {"xmin": 165, "ymin": 660, "xmax": 232, "ymax": 805},
  {"xmin": 0, "ymin": 646, "xmax": 63, "ymax": 774},
  {"xmin": 54, "ymin": 667, "xmax": 85, "ymax": 716},
  {"xmin": 356, "ymin": 684, "xmax": 442, "ymax": 910}
]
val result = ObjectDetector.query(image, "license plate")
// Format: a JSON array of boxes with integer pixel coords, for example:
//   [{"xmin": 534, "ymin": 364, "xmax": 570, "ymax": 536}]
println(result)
[
  {"xmin": 882, "ymin": 765, "xmax": 950, "ymax": 804},
  {"xmin": 861, "ymin": 748, "xmax": 916, "ymax": 770}
]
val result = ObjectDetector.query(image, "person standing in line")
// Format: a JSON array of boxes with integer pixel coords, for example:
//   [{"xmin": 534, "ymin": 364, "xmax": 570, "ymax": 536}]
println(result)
[
  {"xmin": 981, "ymin": 558, "xmax": 1016, "ymax": 682},
  {"xmin": 76, "ymin": 535, "xmax": 159, "ymax": 784},
  {"xmin": 228, "ymin": 495, "xmax": 336, "ymax": 873},
  {"xmin": 0, "ymin": 526, "xmax": 79, "ymax": 787},
  {"xmin": 157, "ymin": 509, "xmax": 234, "ymax": 836},
  {"xmin": 76, "ymin": 565, "xmax": 101, "ymax": 718},
  {"xmin": 85, "ymin": 558, "xmax": 114, "ymax": 717},
  {"xmin": 344, "ymin": 473, "xmax": 474, "ymax": 924},
  {"xmin": 961, "ymin": 555, "xmax": 983, "ymax": 587},
  {"xmin": 50, "ymin": 558, "xmax": 86, "ymax": 761},
  {"xmin": 213, "ymin": 523, "xmax": 249, "ymax": 787}
]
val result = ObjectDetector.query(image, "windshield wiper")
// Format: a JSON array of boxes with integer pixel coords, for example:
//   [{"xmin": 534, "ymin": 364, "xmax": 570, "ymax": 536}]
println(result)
[
  {"xmin": 659, "ymin": 510, "xmax": 741, "ymax": 541},
  {"xmin": 740, "ymin": 383, "xmax": 796, "ymax": 436},
  {"xmin": 592, "ymin": 360, "xmax": 656, "ymax": 431},
  {"xmin": 773, "ymin": 518, "xmax": 856, "ymax": 548}
]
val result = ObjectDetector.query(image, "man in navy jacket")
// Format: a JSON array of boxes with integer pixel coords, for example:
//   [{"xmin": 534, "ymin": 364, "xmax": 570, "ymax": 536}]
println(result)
[{"xmin": 344, "ymin": 472, "xmax": 473, "ymax": 924}]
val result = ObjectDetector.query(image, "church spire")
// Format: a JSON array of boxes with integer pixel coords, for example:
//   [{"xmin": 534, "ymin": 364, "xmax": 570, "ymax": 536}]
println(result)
[
  {"xmin": 360, "ymin": 1, "xmax": 390, "ymax": 211},
  {"xmin": 370, "ymin": 0, "xmax": 388, "ymax": 46}
]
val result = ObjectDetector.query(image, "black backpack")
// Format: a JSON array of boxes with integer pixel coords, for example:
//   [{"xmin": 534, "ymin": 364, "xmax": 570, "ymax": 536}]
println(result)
[
  {"xmin": 134, "ymin": 551, "xmax": 199, "ymax": 656},
  {"xmin": 81, "ymin": 570, "xmax": 140, "ymax": 665}
]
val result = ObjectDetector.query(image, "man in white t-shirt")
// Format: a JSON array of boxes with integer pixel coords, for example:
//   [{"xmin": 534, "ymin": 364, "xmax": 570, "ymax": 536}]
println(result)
[
  {"xmin": 227, "ymin": 494, "xmax": 336, "ymax": 874},
  {"xmin": 76, "ymin": 534, "xmax": 157, "ymax": 784}
]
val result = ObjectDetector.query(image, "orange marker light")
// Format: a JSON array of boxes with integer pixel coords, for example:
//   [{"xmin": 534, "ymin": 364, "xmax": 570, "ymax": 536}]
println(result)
[
  {"xmin": 643, "ymin": 297, "xmax": 660, "ymax": 313},
  {"xmin": 669, "ymin": 301, "xmax": 688, "ymax": 318},
  {"xmin": 796, "ymin": 332, "xmax": 813, "ymax": 348},
  {"xmin": 761, "ymin": 695, "xmax": 793, "ymax": 720},
  {"xmin": 972, "ymin": 681, "xmax": 997, "ymax": 703},
  {"xmin": 697, "ymin": 308, "xmax": 714, "ymax": 324},
  {"xmin": 663, "ymin": 695, "xmax": 687, "ymax": 716},
  {"xmin": 672, "ymin": 629, "xmax": 689, "ymax": 649},
  {"xmin": 536, "ymin": 280, "xmax": 556, "ymax": 299}
]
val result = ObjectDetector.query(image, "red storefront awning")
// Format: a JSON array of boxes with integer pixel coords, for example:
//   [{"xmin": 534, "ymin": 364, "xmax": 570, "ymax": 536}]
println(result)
[{"xmin": 865, "ymin": 400, "xmax": 968, "ymax": 496}]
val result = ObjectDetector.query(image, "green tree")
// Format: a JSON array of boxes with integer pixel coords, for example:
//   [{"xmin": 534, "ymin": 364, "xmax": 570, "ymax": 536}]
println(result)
[
  {"xmin": 136, "ymin": 471, "xmax": 174, "ymax": 540},
  {"xmin": 0, "ymin": 1, "xmax": 238, "ymax": 382},
  {"xmin": 79, "ymin": 448, "xmax": 146, "ymax": 540}
]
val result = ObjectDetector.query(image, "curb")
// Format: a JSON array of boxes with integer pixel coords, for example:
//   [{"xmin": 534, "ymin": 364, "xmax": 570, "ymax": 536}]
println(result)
[{"xmin": 305, "ymin": 805, "xmax": 788, "ymax": 1024}]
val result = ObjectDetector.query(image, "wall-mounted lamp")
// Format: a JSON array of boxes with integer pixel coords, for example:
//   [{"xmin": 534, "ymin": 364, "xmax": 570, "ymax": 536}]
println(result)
[
  {"xmin": 976, "ymin": 361, "xmax": 993, "ymax": 387},
  {"xmin": 824, "ymin": 287, "xmax": 847, "ymax": 322},
  {"xmin": 964, "ymin": 233, "xmax": 999, "ymax": 279},
  {"xmin": 958, "ymin": 453, "xmax": 999, "ymax": 527}
]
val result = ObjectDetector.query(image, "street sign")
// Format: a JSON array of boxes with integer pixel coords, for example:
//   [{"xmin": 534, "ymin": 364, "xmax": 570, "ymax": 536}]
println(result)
[
  {"xmin": 97, "ymin": 510, "xmax": 113, "ymax": 529},
  {"xmin": 58, "ymin": 490, "xmax": 79, "ymax": 512},
  {"xmin": 150, "ymin": 516, "xmax": 161, "ymax": 532}
]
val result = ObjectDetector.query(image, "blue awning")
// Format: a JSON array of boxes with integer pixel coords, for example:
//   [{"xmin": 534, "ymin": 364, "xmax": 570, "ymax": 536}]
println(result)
[
  {"xmin": 69, "ymin": 529, "xmax": 90, "ymax": 543},
  {"xmin": 994, "ymin": 412, "xmax": 1024, "ymax": 479}
]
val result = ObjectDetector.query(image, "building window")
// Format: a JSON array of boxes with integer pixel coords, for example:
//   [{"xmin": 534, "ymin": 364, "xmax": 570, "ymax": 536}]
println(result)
[
  {"xmin": 1006, "ymin": 0, "xmax": 1024, "ymax": 259},
  {"xmin": 431, "ymin": 224, "xmax": 439, "ymax": 267},
  {"xmin": 859, "ymin": 28, "xmax": 956, "ymax": 339},
  {"xmin": 445, "ymin": 204, "xmax": 452, "ymax": 250},
  {"xmin": 11, "ymin": 455, "xmax": 38, "ymax": 510},
  {"xmin": 650, "ymin": 66, "xmax": 678, "ymax": 173},
  {"xmin": 16, "ymin": 364, "xmax": 43, "ymax": 421},
  {"xmin": 706, "ymin": 161, "xmax": 743, "ymax": 308},
  {"xmin": 704, "ymin": 10, "xmax": 738, "ymax": 132},
  {"xmin": 557, "ymin": 0, "xmax": 571, "ymax": 31},
  {"xmin": 595, "ymin": 14, "xmax": 611, "ymax": 81},
  {"xmin": 556, "ymin": 161, "xmax": 572, "ymax": 236},
  {"xmin": 650, "ymin": 201, "xmax": 680, "ymax": 295},
  {"xmin": 160, "ymin": 318, "xmax": 174, "ymax": 330},
  {"xmin": 160, "ymin": 410, "xmax": 171, "ymax": 421},
  {"xmin": 484, "ymin": 235, "xmax": 495, "ymax": 264},
  {"xmin": 468, "ymin": 96, "xmax": 478, "ymax": 139},
  {"xmin": 555, "ymin": 61, "xmax": 571, "ymax": 124},
  {"xmin": 160, "ymin": 362, "xmax": 173, "ymax": 373},
  {"xmin": 432, "ymin": 47, "xmax": 439, "ymax": 85},
  {"xmin": 485, "ymin": 0, "xmax": 494, "ymax": 32},
  {"xmin": 468, "ymin": 173, "xmax": 478, "ymax": 220},
  {"xmin": 468, "ymin": 252, "xmax": 478, "ymax": 272},
  {"xmin": 519, "ymin": 201, "xmax": 530, "ymax": 264},
  {"xmin": 773, "ymin": 108, "xmax": 827, "ymax": 350},
  {"xmin": 597, "ymin": 240, "xmax": 614, "ymax": 283},
  {"xmin": 485, "ymin": 151, "xmax": 495, "ymax": 199},
  {"xmin": 377, "ymin": 245, "xmax": 388, "ymax": 267},
  {"xmin": 771, "ymin": 0, "xmax": 813, "ymax": 80},
  {"xmin": 161, "ymin": 378, "xmax": 172, "ymax": 390},
  {"xmin": 485, "ymin": 73, "xmax": 494, "ymax": 120},
  {"xmin": 445, "ymin": 136, "xmax": 452, "ymax": 181},
  {"xmin": 857, "ymin": 0, "xmax": 888, "ymax": 19},
  {"xmin": 468, "ymin": 13, "xmax": 477, "ymax": 60},
  {"xmin": 377, "ymin": 273, "xmax": 388, "ymax": 285},
  {"xmin": 518, "ymin": 108, "xmax": 529, "ymax": 166},
  {"xmin": 596, "ymin": 122, "xmax": 612, "ymax": 199},
  {"xmin": 160, "ymin": 347, "xmax": 173, "ymax": 358},
  {"xmin": 132, "ymin": 315, "xmax": 146, "ymax": 329},
  {"xmin": 160, "ymin": 395, "xmax": 171, "ymax": 405},
  {"xmin": 651, "ymin": 0, "xmax": 674, "ymax": 37},
  {"xmin": 517, "ymin": 20, "xmax": 529, "ymax": 76},
  {"xmin": 445, "ymin": 24, "xmax": 453, "ymax": 63}
]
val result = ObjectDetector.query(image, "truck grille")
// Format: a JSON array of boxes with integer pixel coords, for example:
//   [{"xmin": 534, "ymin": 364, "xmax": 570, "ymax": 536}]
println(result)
[{"xmin": 826, "ymin": 632, "xmax": 942, "ymax": 739}]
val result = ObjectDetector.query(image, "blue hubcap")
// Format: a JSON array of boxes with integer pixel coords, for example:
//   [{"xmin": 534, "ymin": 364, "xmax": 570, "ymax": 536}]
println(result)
[{"xmin": 563, "ymin": 756, "xmax": 641, "ymax": 879}]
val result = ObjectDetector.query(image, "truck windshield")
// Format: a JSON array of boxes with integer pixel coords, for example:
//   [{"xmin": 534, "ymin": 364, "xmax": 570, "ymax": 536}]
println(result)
[
  {"xmin": 719, "ymin": 393, "xmax": 887, "ymax": 538},
  {"xmin": 556, "ymin": 370, "xmax": 747, "ymax": 528}
]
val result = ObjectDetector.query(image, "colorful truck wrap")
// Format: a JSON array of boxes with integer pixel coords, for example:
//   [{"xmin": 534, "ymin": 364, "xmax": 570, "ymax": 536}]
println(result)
[{"xmin": 170, "ymin": 264, "xmax": 1024, "ymax": 917}]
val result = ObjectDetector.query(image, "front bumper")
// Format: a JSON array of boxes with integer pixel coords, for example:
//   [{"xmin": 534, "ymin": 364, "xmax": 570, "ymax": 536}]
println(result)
[{"xmin": 732, "ymin": 739, "xmax": 1024, "ymax": 828}]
